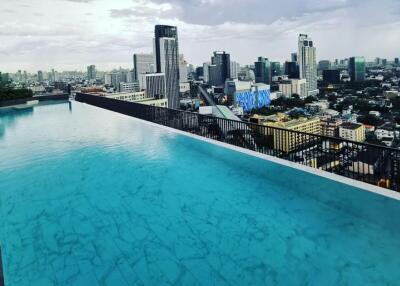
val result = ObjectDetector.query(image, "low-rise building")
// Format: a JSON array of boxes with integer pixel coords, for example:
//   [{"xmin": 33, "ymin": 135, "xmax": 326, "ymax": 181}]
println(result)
[
  {"xmin": 305, "ymin": 101, "xmax": 329, "ymax": 114},
  {"xmin": 250, "ymin": 113, "xmax": 321, "ymax": 153},
  {"xmin": 105, "ymin": 91, "xmax": 146, "ymax": 102},
  {"xmin": 102, "ymin": 92, "xmax": 168, "ymax": 108},
  {"xmin": 349, "ymin": 150, "xmax": 383, "ymax": 175},
  {"xmin": 179, "ymin": 82, "xmax": 190, "ymax": 94},
  {"xmin": 119, "ymin": 82, "xmax": 139, "ymax": 93},
  {"xmin": 375, "ymin": 128, "xmax": 398, "ymax": 140},
  {"xmin": 339, "ymin": 122, "xmax": 365, "ymax": 142},
  {"xmin": 225, "ymin": 80, "xmax": 271, "ymax": 112},
  {"xmin": 320, "ymin": 117, "xmax": 343, "ymax": 137}
]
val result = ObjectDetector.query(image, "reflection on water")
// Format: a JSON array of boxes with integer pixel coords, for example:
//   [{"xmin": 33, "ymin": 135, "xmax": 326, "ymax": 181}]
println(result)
[{"xmin": 0, "ymin": 107, "xmax": 34, "ymax": 139}]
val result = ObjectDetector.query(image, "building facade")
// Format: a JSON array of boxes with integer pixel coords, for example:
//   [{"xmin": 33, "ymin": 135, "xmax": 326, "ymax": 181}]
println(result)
[
  {"xmin": 139, "ymin": 73, "xmax": 166, "ymax": 99},
  {"xmin": 179, "ymin": 54, "xmax": 188, "ymax": 83},
  {"xmin": 211, "ymin": 51, "xmax": 231, "ymax": 86},
  {"xmin": 348, "ymin": 57, "xmax": 366, "ymax": 82},
  {"xmin": 339, "ymin": 123, "xmax": 365, "ymax": 142},
  {"xmin": 298, "ymin": 34, "xmax": 318, "ymax": 96},
  {"xmin": 252, "ymin": 113, "xmax": 321, "ymax": 153},
  {"xmin": 255, "ymin": 57, "xmax": 271, "ymax": 84},
  {"xmin": 154, "ymin": 25, "xmax": 180, "ymax": 109},
  {"xmin": 119, "ymin": 82, "xmax": 140, "ymax": 93},
  {"xmin": 87, "ymin": 65, "xmax": 96, "ymax": 81},
  {"xmin": 284, "ymin": 61, "xmax": 299, "ymax": 79},
  {"xmin": 133, "ymin": 54, "xmax": 154, "ymax": 81},
  {"xmin": 323, "ymin": 70, "xmax": 340, "ymax": 84},
  {"xmin": 278, "ymin": 79, "xmax": 307, "ymax": 99}
]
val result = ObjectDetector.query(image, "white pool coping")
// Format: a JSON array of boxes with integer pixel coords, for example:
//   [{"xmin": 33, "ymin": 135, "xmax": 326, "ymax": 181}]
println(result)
[{"xmin": 88, "ymin": 103, "xmax": 400, "ymax": 202}]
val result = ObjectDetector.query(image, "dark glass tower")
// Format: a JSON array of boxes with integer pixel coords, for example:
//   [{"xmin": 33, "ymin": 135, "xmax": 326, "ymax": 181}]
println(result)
[
  {"xmin": 284, "ymin": 61, "xmax": 299, "ymax": 79},
  {"xmin": 348, "ymin": 57, "xmax": 366, "ymax": 82},
  {"xmin": 271, "ymin": 62, "xmax": 282, "ymax": 76},
  {"xmin": 154, "ymin": 25, "xmax": 180, "ymax": 109},
  {"xmin": 254, "ymin": 57, "xmax": 271, "ymax": 84},
  {"xmin": 211, "ymin": 51, "xmax": 230, "ymax": 86}
]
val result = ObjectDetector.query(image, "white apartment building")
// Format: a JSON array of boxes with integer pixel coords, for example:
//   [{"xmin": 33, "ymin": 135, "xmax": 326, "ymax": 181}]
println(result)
[
  {"xmin": 279, "ymin": 79, "xmax": 307, "ymax": 99},
  {"xmin": 375, "ymin": 128, "xmax": 399, "ymax": 140},
  {"xmin": 104, "ymin": 92, "xmax": 168, "ymax": 108},
  {"xmin": 298, "ymin": 34, "xmax": 318, "ymax": 96},
  {"xmin": 119, "ymin": 82, "xmax": 139, "ymax": 93}
]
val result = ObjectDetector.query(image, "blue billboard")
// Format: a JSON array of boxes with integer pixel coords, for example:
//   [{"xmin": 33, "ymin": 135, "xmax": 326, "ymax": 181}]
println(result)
[{"xmin": 235, "ymin": 89, "xmax": 271, "ymax": 112}]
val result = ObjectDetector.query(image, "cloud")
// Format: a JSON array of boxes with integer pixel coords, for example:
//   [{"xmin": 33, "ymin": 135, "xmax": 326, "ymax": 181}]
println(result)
[{"xmin": 0, "ymin": 0, "xmax": 399, "ymax": 72}]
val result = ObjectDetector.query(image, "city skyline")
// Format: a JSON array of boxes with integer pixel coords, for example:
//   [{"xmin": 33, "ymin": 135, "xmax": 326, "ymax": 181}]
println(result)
[{"xmin": 1, "ymin": 0, "xmax": 400, "ymax": 72}]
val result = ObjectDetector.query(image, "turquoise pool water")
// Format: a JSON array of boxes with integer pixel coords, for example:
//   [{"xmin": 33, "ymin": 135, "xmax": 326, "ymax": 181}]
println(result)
[{"xmin": 1, "ymin": 101, "xmax": 400, "ymax": 286}]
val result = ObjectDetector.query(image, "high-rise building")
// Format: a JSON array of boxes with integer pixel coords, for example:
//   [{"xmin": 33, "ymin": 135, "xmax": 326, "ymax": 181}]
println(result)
[
  {"xmin": 208, "ymin": 65, "xmax": 220, "ymax": 86},
  {"xmin": 348, "ymin": 57, "xmax": 366, "ymax": 82},
  {"xmin": 0, "ymin": 72, "xmax": 9, "ymax": 83},
  {"xmin": 278, "ymin": 79, "xmax": 307, "ymax": 99},
  {"xmin": 133, "ymin": 53, "xmax": 154, "ymax": 81},
  {"xmin": 395, "ymin": 58, "xmax": 399, "ymax": 66},
  {"xmin": 179, "ymin": 54, "xmax": 188, "ymax": 83},
  {"xmin": 211, "ymin": 51, "xmax": 230, "ymax": 86},
  {"xmin": 291, "ymin": 53, "xmax": 298, "ymax": 62},
  {"xmin": 87, "ymin": 65, "xmax": 96, "ymax": 81},
  {"xmin": 127, "ymin": 70, "xmax": 135, "ymax": 83},
  {"xmin": 318, "ymin": 60, "xmax": 331, "ymax": 71},
  {"xmin": 23, "ymin": 71, "xmax": 28, "ymax": 82},
  {"xmin": 37, "ymin": 71, "xmax": 44, "ymax": 82},
  {"xmin": 298, "ymin": 34, "xmax": 318, "ymax": 96},
  {"xmin": 17, "ymin": 70, "xmax": 22, "ymax": 82},
  {"xmin": 271, "ymin": 62, "xmax": 282, "ymax": 77},
  {"xmin": 323, "ymin": 70, "xmax": 341, "ymax": 84},
  {"xmin": 203, "ymin": 62, "xmax": 210, "ymax": 83},
  {"xmin": 105, "ymin": 73, "xmax": 121, "ymax": 90},
  {"xmin": 230, "ymin": 61, "xmax": 240, "ymax": 79},
  {"xmin": 195, "ymin": 66, "xmax": 204, "ymax": 80},
  {"xmin": 154, "ymin": 25, "xmax": 180, "ymax": 109},
  {"xmin": 255, "ymin": 57, "xmax": 271, "ymax": 84},
  {"xmin": 139, "ymin": 73, "xmax": 166, "ymax": 99},
  {"xmin": 284, "ymin": 61, "xmax": 299, "ymax": 79}
]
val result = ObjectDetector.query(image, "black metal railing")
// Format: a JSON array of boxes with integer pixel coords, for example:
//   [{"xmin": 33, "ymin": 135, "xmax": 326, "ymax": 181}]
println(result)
[{"xmin": 75, "ymin": 93, "xmax": 400, "ymax": 192}]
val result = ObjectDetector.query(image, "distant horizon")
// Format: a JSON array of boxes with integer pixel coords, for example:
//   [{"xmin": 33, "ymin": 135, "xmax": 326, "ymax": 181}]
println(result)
[
  {"xmin": 1, "ymin": 55, "xmax": 398, "ymax": 75},
  {"xmin": 1, "ymin": 0, "xmax": 399, "ymax": 73}
]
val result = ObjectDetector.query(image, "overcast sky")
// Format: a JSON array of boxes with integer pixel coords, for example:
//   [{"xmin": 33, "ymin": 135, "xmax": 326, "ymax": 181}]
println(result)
[{"xmin": 1, "ymin": 0, "xmax": 399, "ymax": 72}]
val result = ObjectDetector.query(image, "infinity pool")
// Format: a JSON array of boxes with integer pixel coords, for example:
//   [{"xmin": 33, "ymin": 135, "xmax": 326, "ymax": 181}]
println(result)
[{"xmin": 1, "ymin": 101, "xmax": 400, "ymax": 285}]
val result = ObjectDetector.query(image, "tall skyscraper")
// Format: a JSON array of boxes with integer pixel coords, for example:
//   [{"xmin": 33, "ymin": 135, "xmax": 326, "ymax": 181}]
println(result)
[
  {"xmin": 271, "ymin": 62, "xmax": 282, "ymax": 77},
  {"xmin": 255, "ymin": 57, "xmax": 271, "ymax": 84},
  {"xmin": 348, "ymin": 57, "xmax": 366, "ymax": 82},
  {"xmin": 133, "ymin": 53, "xmax": 154, "ymax": 81},
  {"xmin": 395, "ymin": 58, "xmax": 399, "ymax": 66},
  {"xmin": 298, "ymin": 34, "xmax": 318, "ymax": 96},
  {"xmin": 154, "ymin": 25, "xmax": 180, "ymax": 109},
  {"xmin": 211, "ymin": 51, "xmax": 230, "ymax": 86},
  {"xmin": 284, "ymin": 61, "xmax": 299, "ymax": 79},
  {"xmin": 208, "ymin": 65, "xmax": 220, "ymax": 86},
  {"xmin": 291, "ymin": 53, "xmax": 298, "ymax": 62},
  {"xmin": 203, "ymin": 62, "xmax": 211, "ymax": 83},
  {"xmin": 87, "ymin": 65, "xmax": 96, "ymax": 81},
  {"xmin": 37, "ymin": 70, "xmax": 44, "ymax": 82}
]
